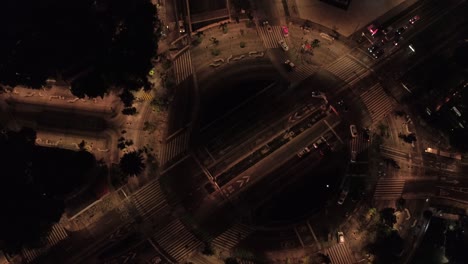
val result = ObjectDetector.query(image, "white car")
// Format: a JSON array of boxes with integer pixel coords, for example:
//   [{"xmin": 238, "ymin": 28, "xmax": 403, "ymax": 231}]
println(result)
[
  {"xmin": 337, "ymin": 231, "xmax": 345, "ymax": 243},
  {"xmin": 337, "ymin": 190, "xmax": 349, "ymax": 205},
  {"xmin": 284, "ymin": 60, "xmax": 295, "ymax": 71},
  {"xmin": 350, "ymin": 125, "xmax": 358, "ymax": 137},
  {"xmin": 297, "ymin": 147, "xmax": 310, "ymax": 158},
  {"xmin": 278, "ymin": 39, "xmax": 289, "ymax": 51}
]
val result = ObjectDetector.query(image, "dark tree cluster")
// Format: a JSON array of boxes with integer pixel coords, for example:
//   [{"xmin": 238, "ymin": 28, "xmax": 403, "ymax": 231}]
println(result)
[
  {"xmin": 0, "ymin": 127, "xmax": 97, "ymax": 253},
  {"xmin": 0, "ymin": 0, "xmax": 160, "ymax": 99}
]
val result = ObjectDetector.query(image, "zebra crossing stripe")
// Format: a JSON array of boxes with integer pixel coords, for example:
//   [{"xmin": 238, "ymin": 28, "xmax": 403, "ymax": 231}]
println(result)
[
  {"xmin": 152, "ymin": 219, "xmax": 202, "ymax": 263},
  {"xmin": 374, "ymin": 179, "xmax": 406, "ymax": 200},
  {"xmin": 174, "ymin": 51, "xmax": 194, "ymax": 85},
  {"xmin": 212, "ymin": 222, "xmax": 255, "ymax": 251},
  {"xmin": 131, "ymin": 179, "xmax": 169, "ymax": 219},
  {"xmin": 160, "ymin": 130, "xmax": 190, "ymax": 166},
  {"xmin": 258, "ymin": 26, "xmax": 284, "ymax": 49},
  {"xmin": 361, "ymin": 84, "xmax": 395, "ymax": 123},
  {"xmin": 325, "ymin": 243, "xmax": 356, "ymax": 264},
  {"xmin": 21, "ymin": 223, "xmax": 68, "ymax": 262}
]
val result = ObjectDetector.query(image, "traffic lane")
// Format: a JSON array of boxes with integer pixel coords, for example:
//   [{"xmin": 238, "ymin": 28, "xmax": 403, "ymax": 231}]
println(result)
[
  {"xmin": 166, "ymin": 76, "xmax": 194, "ymax": 135},
  {"xmin": 219, "ymin": 113, "xmax": 340, "ymax": 199}
]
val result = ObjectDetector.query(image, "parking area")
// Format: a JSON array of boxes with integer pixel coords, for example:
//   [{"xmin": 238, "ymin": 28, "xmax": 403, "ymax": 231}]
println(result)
[{"xmin": 291, "ymin": 0, "xmax": 411, "ymax": 36}]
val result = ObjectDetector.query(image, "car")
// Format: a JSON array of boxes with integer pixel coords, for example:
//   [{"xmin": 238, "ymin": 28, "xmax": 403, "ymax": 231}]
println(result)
[
  {"xmin": 409, "ymin": 15, "xmax": 420, "ymax": 24},
  {"xmin": 393, "ymin": 35, "xmax": 401, "ymax": 46},
  {"xmin": 178, "ymin": 20, "xmax": 185, "ymax": 33},
  {"xmin": 337, "ymin": 231, "xmax": 345, "ymax": 243},
  {"xmin": 368, "ymin": 45, "xmax": 379, "ymax": 53},
  {"xmin": 281, "ymin": 26, "xmax": 289, "ymax": 37},
  {"xmin": 350, "ymin": 125, "xmax": 358, "ymax": 137},
  {"xmin": 363, "ymin": 128, "xmax": 371, "ymax": 141},
  {"xmin": 381, "ymin": 26, "xmax": 393, "ymax": 36},
  {"xmin": 263, "ymin": 20, "xmax": 272, "ymax": 32},
  {"xmin": 372, "ymin": 49, "xmax": 384, "ymax": 59},
  {"xmin": 311, "ymin": 91, "xmax": 321, "ymax": 97},
  {"xmin": 313, "ymin": 137, "xmax": 331, "ymax": 155},
  {"xmin": 350, "ymin": 151, "xmax": 357, "ymax": 163},
  {"xmin": 297, "ymin": 147, "xmax": 311, "ymax": 158},
  {"xmin": 367, "ymin": 24, "xmax": 379, "ymax": 36},
  {"xmin": 278, "ymin": 39, "xmax": 289, "ymax": 51},
  {"xmin": 284, "ymin": 60, "xmax": 295, "ymax": 71},
  {"xmin": 338, "ymin": 189, "xmax": 348, "ymax": 205},
  {"xmin": 337, "ymin": 99, "xmax": 349, "ymax": 112},
  {"xmin": 396, "ymin": 26, "xmax": 406, "ymax": 35}
]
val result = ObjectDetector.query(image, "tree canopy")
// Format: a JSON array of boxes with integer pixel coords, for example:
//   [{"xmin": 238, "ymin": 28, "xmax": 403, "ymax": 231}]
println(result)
[
  {"xmin": 0, "ymin": 0, "xmax": 160, "ymax": 97},
  {"xmin": 0, "ymin": 127, "xmax": 97, "ymax": 253}
]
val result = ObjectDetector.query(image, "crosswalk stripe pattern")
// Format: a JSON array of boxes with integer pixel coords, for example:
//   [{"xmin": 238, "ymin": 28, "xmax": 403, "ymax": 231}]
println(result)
[
  {"xmin": 289, "ymin": 63, "xmax": 319, "ymax": 84},
  {"xmin": 187, "ymin": 253, "xmax": 224, "ymax": 264},
  {"xmin": 380, "ymin": 145, "xmax": 409, "ymax": 160},
  {"xmin": 211, "ymin": 222, "xmax": 255, "ymax": 251},
  {"xmin": 257, "ymin": 25, "xmax": 287, "ymax": 49},
  {"xmin": 173, "ymin": 50, "xmax": 194, "ymax": 85},
  {"xmin": 374, "ymin": 178, "xmax": 406, "ymax": 200},
  {"xmin": 324, "ymin": 243, "xmax": 356, "ymax": 264},
  {"xmin": 152, "ymin": 219, "xmax": 202, "ymax": 263},
  {"xmin": 324, "ymin": 55, "xmax": 368, "ymax": 84},
  {"xmin": 131, "ymin": 179, "xmax": 169, "ymax": 219},
  {"xmin": 160, "ymin": 129, "xmax": 190, "ymax": 167},
  {"xmin": 360, "ymin": 83, "xmax": 396, "ymax": 123},
  {"xmin": 349, "ymin": 133, "xmax": 371, "ymax": 154},
  {"xmin": 22, "ymin": 223, "xmax": 68, "ymax": 263}
]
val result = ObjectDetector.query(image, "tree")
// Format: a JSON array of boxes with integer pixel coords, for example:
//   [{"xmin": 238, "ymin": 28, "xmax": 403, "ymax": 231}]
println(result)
[
  {"xmin": 202, "ymin": 242, "xmax": 214, "ymax": 256},
  {"xmin": 224, "ymin": 257, "xmax": 239, "ymax": 264},
  {"xmin": 380, "ymin": 207, "xmax": 397, "ymax": 227},
  {"xmin": 122, "ymin": 107, "xmax": 137, "ymax": 115},
  {"xmin": 211, "ymin": 49, "xmax": 221, "ymax": 56},
  {"xmin": 119, "ymin": 89, "xmax": 135, "ymax": 107},
  {"xmin": 119, "ymin": 151, "xmax": 146, "ymax": 177},
  {"xmin": 312, "ymin": 39, "xmax": 321, "ymax": 48}
]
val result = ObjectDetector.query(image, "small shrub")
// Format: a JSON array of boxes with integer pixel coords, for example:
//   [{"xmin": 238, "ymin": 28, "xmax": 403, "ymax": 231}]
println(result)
[
  {"xmin": 211, "ymin": 49, "xmax": 221, "ymax": 56},
  {"xmin": 240, "ymin": 42, "xmax": 246, "ymax": 48}
]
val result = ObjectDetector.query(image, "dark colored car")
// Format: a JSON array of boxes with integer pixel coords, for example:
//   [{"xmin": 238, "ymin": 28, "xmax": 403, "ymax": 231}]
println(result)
[
  {"xmin": 363, "ymin": 128, "xmax": 371, "ymax": 142},
  {"xmin": 368, "ymin": 45, "xmax": 379, "ymax": 53},
  {"xmin": 372, "ymin": 49, "xmax": 384, "ymax": 59},
  {"xmin": 396, "ymin": 27, "xmax": 406, "ymax": 35}
]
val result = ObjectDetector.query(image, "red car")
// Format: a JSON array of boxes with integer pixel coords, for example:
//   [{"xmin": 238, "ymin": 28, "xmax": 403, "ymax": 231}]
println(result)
[
  {"xmin": 281, "ymin": 26, "xmax": 289, "ymax": 37},
  {"xmin": 409, "ymin": 15, "xmax": 420, "ymax": 24}
]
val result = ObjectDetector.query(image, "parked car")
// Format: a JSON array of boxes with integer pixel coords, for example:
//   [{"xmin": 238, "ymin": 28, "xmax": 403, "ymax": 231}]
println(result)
[
  {"xmin": 393, "ymin": 35, "xmax": 401, "ymax": 46},
  {"xmin": 284, "ymin": 60, "xmax": 295, "ymax": 71},
  {"xmin": 350, "ymin": 151, "xmax": 357, "ymax": 163},
  {"xmin": 372, "ymin": 49, "xmax": 384, "ymax": 59},
  {"xmin": 278, "ymin": 39, "xmax": 289, "ymax": 51},
  {"xmin": 178, "ymin": 20, "xmax": 185, "ymax": 33},
  {"xmin": 396, "ymin": 26, "xmax": 407, "ymax": 35},
  {"xmin": 282, "ymin": 26, "xmax": 289, "ymax": 37},
  {"xmin": 363, "ymin": 128, "xmax": 371, "ymax": 141},
  {"xmin": 409, "ymin": 15, "xmax": 421, "ymax": 24},
  {"xmin": 368, "ymin": 44, "xmax": 379, "ymax": 53},
  {"xmin": 350, "ymin": 125, "xmax": 358, "ymax": 137},
  {"xmin": 337, "ymin": 231, "xmax": 345, "ymax": 243},
  {"xmin": 338, "ymin": 190, "xmax": 349, "ymax": 205},
  {"xmin": 297, "ymin": 147, "xmax": 311, "ymax": 158}
]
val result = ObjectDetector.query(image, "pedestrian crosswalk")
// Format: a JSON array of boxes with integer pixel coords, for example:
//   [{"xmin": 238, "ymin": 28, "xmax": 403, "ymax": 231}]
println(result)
[
  {"xmin": 173, "ymin": 50, "xmax": 194, "ymax": 85},
  {"xmin": 211, "ymin": 222, "xmax": 255, "ymax": 251},
  {"xmin": 187, "ymin": 253, "xmax": 224, "ymax": 264},
  {"xmin": 349, "ymin": 133, "xmax": 371, "ymax": 154},
  {"xmin": 289, "ymin": 63, "xmax": 319, "ymax": 84},
  {"xmin": 324, "ymin": 55, "xmax": 369, "ymax": 85},
  {"xmin": 22, "ymin": 223, "xmax": 68, "ymax": 263},
  {"xmin": 257, "ymin": 25, "xmax": 287, "ymax": 49},
  {"xmin": 360, "ymin": 83, "xmax": 396, "ymax": 123},
  {"xmin": 380, "ymin": 145, "xmax": 410, "ymax": 160},
  {"xmin": 160, "ymin": 128, "xmax": 190, "ymax": 167},
  {"xmin": 374, "ymin": 178, "xmax": 406, "ymax": 200},
  {"xmin": 324, "ymin": 243, "xmax": 356, "ymax": 264},
  {"xmin": 130, "ymin": 179, "xmax": 169, "ymax": 220},
  {"xmin": 152, "ymin": 219, "xmax": 202, "ymax": 263}
]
